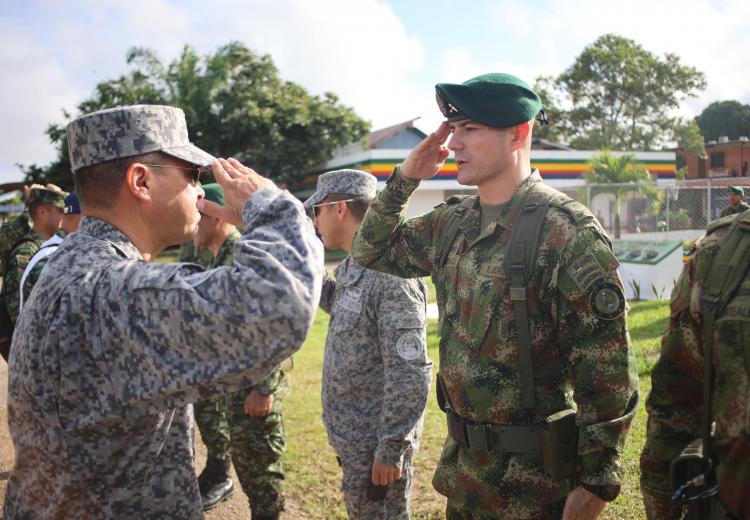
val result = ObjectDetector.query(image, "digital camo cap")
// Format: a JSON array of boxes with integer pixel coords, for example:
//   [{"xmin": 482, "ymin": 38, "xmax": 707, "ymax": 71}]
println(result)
[{"xmin": 66, "ymin": 105, "xmax": 215, "ymax": 173}]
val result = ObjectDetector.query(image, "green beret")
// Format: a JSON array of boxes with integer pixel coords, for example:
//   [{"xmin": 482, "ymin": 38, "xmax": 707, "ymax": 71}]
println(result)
[
  {"xmin": 435, "ymin": 72, "xmax": 542, "ymax": 128},
  {"xmin": 27, "ymin": 188, "xmax": 68, "ymax": 209},
  {"xmin": 202, "ymin": 183, "xmax": 225, "ymax": 206},
  {"xmin": 730, "ymin": 186, "xmax": 744, "ymax": 195}
]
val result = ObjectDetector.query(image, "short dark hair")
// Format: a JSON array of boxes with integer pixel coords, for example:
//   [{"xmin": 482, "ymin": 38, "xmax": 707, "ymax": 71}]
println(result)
[
  {"xmin": 325, "ymin": 192, "xmax": 373, "ymax": 222},
  {"xmin": 73, "ymin": 151, "xmax": 166, "ymax": 210}
]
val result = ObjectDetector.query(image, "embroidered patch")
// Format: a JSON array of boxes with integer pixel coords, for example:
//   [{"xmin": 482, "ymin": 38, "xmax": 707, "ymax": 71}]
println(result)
[
  {"xmin": 336, "ymin": 286, "xmax": 363, "ymax": 313},
  {"xmin": 396, "ymin": 332, "xmax": 424, "ymax": 360},
  {"xmin": 479, "ymin": 259, "xmax": 504, "ymax": 278},
  {"xmin": 589, "ymin": 281, "xmax": 626, "ymax": 320},
  {"xmin": 568, "ymin": 254, "xmax": 605, "ymax": 292}
]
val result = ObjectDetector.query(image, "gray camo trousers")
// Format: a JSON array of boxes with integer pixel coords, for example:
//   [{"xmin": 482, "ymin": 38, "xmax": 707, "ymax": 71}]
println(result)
[{"xmin": 337, "ymin": 446, "xmax": 414, "ymax": 520}]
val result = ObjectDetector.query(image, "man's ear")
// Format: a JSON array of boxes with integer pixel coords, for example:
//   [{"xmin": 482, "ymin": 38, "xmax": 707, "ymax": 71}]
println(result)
[
  {"xmin": 336, "ymin": 200, "xmax": 349, "ymax": 221},
  {"xmin": 510, "ymin": 121, "xmax": 531, "ymax": 151},
  {"xmin": 125, "ymin": 163, "xmax": 152, "ymax": 202}
]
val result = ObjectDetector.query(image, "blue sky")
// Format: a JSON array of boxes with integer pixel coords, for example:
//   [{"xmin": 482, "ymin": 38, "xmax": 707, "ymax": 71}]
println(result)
[{"xmin": 1, "ymin": 0, "xmax": 748, "ymax": 182}]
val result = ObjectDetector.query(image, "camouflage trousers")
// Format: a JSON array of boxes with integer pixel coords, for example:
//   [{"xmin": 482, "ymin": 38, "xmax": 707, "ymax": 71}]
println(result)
[
  {"xmin": 445, "ymin": 499, "xmax": 566, "ymax": 520},
  {"xmin": 336, "ymin": 445, "xmax": 414, "ymax": 520},
  {"xmin": 194, "ymin": 389, "xmax": 286, "ymax": 516}
]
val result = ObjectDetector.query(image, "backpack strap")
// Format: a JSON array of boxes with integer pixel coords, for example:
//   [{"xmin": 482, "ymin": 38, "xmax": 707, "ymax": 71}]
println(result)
[
  {"xmin": 699, "ymin": 210, "xmax": 750, "ymax": 463},
  {"xmin": 504, "ymin": 187, "xmax": 553, "ymax": 411},
  {"xmin": 437, "ymin": 196, "xmax": 475, "ymax": 269}
]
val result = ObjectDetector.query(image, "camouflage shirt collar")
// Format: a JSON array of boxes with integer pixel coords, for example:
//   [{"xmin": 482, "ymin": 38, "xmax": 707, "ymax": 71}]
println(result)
[
  {"xmin": 212, "ymin": 229, "xmax": 241, "ymax": 268},
  {"xmin": 335, "ymin": 255, "xmax": 367, "ymax": 286},
  {"xmin": 481, "ymin": 169, "xmax": 543, "ymax": 231},
  {"xmin": 78, "ymin": 216, "xmax": 144, "ymax": 260}
]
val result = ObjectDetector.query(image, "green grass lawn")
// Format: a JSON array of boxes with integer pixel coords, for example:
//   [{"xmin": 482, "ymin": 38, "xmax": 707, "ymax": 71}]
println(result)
[{"xmin": 282, "ymin": 300, "xmax": 669, "ymax": 519}]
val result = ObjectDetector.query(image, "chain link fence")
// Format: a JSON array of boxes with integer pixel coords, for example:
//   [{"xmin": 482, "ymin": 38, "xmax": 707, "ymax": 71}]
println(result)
[{"xmin": 560, "ymin": 180, "xmax": 750, "ymax": 242}]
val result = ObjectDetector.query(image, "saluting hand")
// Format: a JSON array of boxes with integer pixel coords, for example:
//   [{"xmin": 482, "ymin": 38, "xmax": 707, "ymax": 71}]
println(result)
[
  {"xmin": 197, "ymin": 158, "xmax": 276, "ymax": 227},
  {"xmin": 400, "ymin": 121, "xmax": 451, "ymax": 181}
]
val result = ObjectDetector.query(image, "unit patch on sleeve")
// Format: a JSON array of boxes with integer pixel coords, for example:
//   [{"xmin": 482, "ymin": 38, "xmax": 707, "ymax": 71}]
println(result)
[
  {"xmin": 589, "ymin": 281, "xmax": 626, "ymax": 320},
  {"xmin": 396, "ymin": 332, "xmax": 424, "ymax": 361},
  {"xmin": 567, "ymin": 253, "xmax": 606, "ymax": 292}
]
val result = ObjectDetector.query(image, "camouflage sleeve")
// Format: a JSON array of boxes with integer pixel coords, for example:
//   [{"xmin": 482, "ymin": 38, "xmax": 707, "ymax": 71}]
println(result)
[
  {"xmin": 373, "ymin": 275, "xmax": 432, "ymax": 468},
  {"xmin": 352, "ymin": 168, "xmax": 437, "ymax": 278},
  {"xmin": 319, "ymin": 270, "xmax": 336, "ymax": 314},
  {"xmin": 639, "ymin": 240, "xmax": 707, "ymax": 517},
  {"xmin": 251, "ymin": 366, "xmax": 283, "ymax": 396},
  {"xmin": 4, "ymin": 243, "xmax": 35, "ymax": 324},
  {"xmin": 94, "ymin": 187, "xmax": 323, "ymax": 414},
  {"xmin": 556, "ymin": 226, "xmax": 639, "ymax": 486}
]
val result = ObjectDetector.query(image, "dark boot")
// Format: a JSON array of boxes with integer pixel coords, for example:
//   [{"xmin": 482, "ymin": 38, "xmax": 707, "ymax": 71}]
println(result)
[
  {"xmin": 198, "ymin": 456, "xmax": 234, "ymax": 511},
  {"xmin": 251, "ymin": 513, "xmax": 281, "ymax": 520}
]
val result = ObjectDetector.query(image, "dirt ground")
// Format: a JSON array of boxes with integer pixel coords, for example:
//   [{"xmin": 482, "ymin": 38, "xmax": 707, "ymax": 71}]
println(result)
[{"xmin": 0, "ymin": 362, "xmax": 304, "ymax": 520}]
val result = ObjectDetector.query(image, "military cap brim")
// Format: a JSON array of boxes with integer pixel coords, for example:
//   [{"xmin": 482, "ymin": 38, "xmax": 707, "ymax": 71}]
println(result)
[
  {"xmin": 729, "ymin": 186, "xmax": 744, "ymax": 195},
  {"xmin": 435, "ymin": 72, "xmax": 542, "ymax": 128},
  {"xmin": 304, "ymin": 169, "xmax": 377, "ymax": 209}
]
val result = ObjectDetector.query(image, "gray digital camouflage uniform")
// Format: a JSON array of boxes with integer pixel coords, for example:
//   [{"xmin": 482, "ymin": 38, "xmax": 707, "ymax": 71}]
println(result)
[
  {"xmin": 320, "ymin": 255, "xmax": 432, "ymax": 520},
  {"xmin": 4, "ymin": 188, "xmax": 323, "ymax": 519}
]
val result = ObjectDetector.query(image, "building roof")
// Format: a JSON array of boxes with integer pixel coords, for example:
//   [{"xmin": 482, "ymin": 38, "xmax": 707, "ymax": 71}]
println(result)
[{"xmin": 368, "ymin": 118, "xmax": 427, "ymax": 149}]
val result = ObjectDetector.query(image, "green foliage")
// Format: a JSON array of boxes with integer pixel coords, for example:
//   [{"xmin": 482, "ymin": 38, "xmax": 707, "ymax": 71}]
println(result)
[
  {"xmin": 696, "ymin": 100, "xmax": 750, "ymax": 142},
  {"xmin": 537, "ymin": 34, "xmax": 705, "ymax": 150},
  {"xmin": 19, "ymin": 42, "xmax": 370, "ymax": 188},
  {"xmin": 586, "ymin": 151, "xmax": 663, "ymax": 238}
]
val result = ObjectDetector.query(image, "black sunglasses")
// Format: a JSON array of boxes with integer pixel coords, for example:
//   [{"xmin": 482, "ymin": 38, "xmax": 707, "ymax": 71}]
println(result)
[{"xmin": 141, "ymin": 163, "xmax": 210, "ymax": 186}]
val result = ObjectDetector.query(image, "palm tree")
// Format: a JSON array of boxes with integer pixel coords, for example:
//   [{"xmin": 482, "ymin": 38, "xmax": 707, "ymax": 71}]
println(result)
[{"xmin": 585, "ymin": 151, "xmax": 663, "ymax": 238}]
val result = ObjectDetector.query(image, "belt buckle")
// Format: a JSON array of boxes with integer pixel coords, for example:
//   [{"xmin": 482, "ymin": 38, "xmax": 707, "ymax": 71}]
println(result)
[{"xmin": 466, "ymin": 423, "xmax": 493, "ymax": 453}]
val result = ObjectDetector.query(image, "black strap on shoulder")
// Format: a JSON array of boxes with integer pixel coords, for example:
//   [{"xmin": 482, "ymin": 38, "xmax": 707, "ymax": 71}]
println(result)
[
  {"xmin": 699, "ymin": 211, "xmax": 750, "ymax": 462},
  {"xmin": 504, "ymin": 188, "xmax": 553, "ymax": 411}
]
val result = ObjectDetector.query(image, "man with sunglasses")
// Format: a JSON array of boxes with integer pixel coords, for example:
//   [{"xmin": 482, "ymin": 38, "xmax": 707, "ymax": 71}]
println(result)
[
  {"xmin": 4, "ymin": 105, "xmax": 323, "ymax": 519},
  {"xmin": 306, "ymin": 169, "xmax": 431, "ymax": 520},
  {"xmin": 353, "ymin": 74, "xmax": 638, "ymax": 519}
]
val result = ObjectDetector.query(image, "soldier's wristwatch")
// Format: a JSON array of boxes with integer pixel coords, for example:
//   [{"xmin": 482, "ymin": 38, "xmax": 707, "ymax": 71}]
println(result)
[{"xmin": 582, "ymin": 483, "xmax": 620, "ymax": 502}]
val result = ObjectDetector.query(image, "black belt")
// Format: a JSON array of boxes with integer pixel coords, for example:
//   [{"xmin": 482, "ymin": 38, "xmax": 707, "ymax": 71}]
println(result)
[{"xmin": 446, "ymin": 411, "xmax": 541, "ymax": 454}]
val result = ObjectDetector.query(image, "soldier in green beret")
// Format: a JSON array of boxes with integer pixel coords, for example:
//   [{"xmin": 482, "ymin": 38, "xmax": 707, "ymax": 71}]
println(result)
[
  {"xmin": 719, "ymin": 186, "xmax": 750, "ymax": 218},
  {"xmin": 2, "ymin": 186, "xmax": 67, "ymax": 327},
  {"xmin": 352, "ymin": 73, "xmax": 638, "ymax": 519}
]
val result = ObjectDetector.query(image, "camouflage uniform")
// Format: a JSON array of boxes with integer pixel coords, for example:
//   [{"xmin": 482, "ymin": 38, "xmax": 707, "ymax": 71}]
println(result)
[
  {"xmin": 320, "ymin": 255, "xmax": 431, "ymax": 520},
  {"xmin": 0, "ymin": 212, "xmax": 32, "ymax": 277},
  {"xmin": 719, "ymin": 201, "xmax": 750, "ymax": 218},
  {"xmin": 352, "ymin": 168, "xmax": 638, "ymax": 519},
  {"xmin": 5, "ymin": 188, "xmax": 323, "ymax": 519},
  {"xmin": 3, "ymin": 229, "xmax": 43, "ymax": 324},
  {"xmin": 192, "ymin": 231, "xmax": 289, "ymax": 517},
  {"xmin": 640, "ymin": 214, "xmax": 750, "ymax": 519}
]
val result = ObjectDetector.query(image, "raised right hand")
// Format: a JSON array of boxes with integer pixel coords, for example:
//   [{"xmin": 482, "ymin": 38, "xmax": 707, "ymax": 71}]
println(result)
[
  {"xmin": 400, "ymin": 121, "xmax": 451, "ymax": 180},
  {"xmin": 197, "ymin": 158, "xmax": 276, "ymax": 227}
]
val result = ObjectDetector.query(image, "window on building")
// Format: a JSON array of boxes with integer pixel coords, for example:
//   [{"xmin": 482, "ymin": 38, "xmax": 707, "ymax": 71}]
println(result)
[{"xmin": 710, "ymin": 152, "xmax": 725, "ymax": 168}]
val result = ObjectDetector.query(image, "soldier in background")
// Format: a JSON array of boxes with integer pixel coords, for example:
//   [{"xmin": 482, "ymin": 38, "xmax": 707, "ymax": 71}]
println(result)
[
  {"xmin": 719, "ymin": 185, "xmax": 749, "ymax": 218},
  {"xmin": 640, "ymin": 211, "xmax": 750, "ymax": 519},
  {"xmin": 192, "ymin": 184, "xmax": 289, "ymax": 520},
  {"xmin": 19, "ymin": 192, "xmax": 82, "ymax": 312},
  {"xmin": 4, "ymin": 105, "xmax": 323, "ymax": 519},
  {"xmin": 352, "ymin": 73, "xmax": 638, "ymax": 519},
  {"xmin": 2, "ymin": 186, "xmax": 66, "ymax": 324},
  {"xmin": 307, "ymin": 169, "xmax": 431, "ymax": 520}
]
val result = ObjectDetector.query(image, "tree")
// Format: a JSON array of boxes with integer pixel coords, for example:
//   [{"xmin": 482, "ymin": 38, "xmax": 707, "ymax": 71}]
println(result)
[
  {"xmin": 672, "ymin": 118, "xmax": 706, "ymax": 178},
  {"xmin": 21, "ymin": 42, "xmax": 370, "ymax": 189},
  {"xmin": 585, "ymin": 151, "xmax": 662, "ymax": 238},
  {"xmin": 536, "ymin": 34, "xmax": 705, "ymax": 151},
  {"xmin": 696, "ymin": 100, "xmax": 750, "ymax": 142}
]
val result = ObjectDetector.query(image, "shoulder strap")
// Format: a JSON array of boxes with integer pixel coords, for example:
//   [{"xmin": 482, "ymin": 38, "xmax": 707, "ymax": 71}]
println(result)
[
  {"xmin": 437, "ymin": 197, "xmax": 475, "ymax": 269},
  {"xmin": 504, "ymin": 186, "xmax": 554, "ymax": 411},
  {"xmin": 699, "ymin": 211, "xmax": 750, "ymax": 462}
]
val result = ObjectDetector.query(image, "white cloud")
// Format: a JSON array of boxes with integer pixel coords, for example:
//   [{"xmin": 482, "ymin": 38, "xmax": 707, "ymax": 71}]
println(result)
[{"xmin": 0, "ymin": 0, "xmax": 426, "ymax": 182}]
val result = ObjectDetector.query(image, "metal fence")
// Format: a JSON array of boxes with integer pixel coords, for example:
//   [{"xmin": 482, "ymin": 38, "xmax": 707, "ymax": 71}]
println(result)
[{"xmin": 564, "ymin": 180, "xmax": 750, "ymax": 242}]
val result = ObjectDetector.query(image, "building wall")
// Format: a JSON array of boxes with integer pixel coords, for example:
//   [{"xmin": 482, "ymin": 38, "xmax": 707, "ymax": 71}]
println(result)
[{"xmin": 685, "ymin": 142, "xmax": 750, "ymax": 179}]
